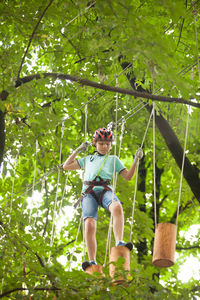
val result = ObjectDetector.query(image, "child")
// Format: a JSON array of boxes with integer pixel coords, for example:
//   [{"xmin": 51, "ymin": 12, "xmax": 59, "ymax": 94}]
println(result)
[{"xmin": 63, "ymin": 127, "xmax": 143, "ymax": 271}]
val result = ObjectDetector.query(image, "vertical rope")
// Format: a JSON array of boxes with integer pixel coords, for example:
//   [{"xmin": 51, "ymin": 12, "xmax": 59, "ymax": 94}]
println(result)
[
  {"xmin": 82, "ymin": 215, "xmax": 85, "ymax": 261},
  {"xmin": 129, "ymin": 109, "xmax": 153, "ymax": 239},
  {"xmin": 82, "ymin": 103, "xmax": 88, "ymax": 261},
  {"xmin": 68, "ymin": 214, "xmax": 83, "ymax": 271},
  {"xmin": 8, "ymin": 154, "xmax": 18, "ymax": 224},
  {"xmin": 153, "ymin": 103, "xmax": 157, "ymax": 229},
  {"xmin": 176, "ymin": 107, "xmax": 190, "ymax": 226},
  {"xmin": 29, "ymin": 140, "xmax": 38, "ymax": 223},
  {"xmin": 129, "ymin": 163, "xmax": 139, "ymax": 241},
  {"xmin": 34, "ymin": 177, "xmax": 45, "ymax": 226},
  {"xmin": 1, "ymin": 265, "xmax": 5, "ymax": 294},
  {"xmin": 141, "ymin": 108, "xmax": 154, "ymax": 148},
  {"xmin": 104, "ymin": 75, "xmax": 119, "ymax": 267},
  {"xmin": 85, "ymin": 104, "xmax": 88, "ymax": 142},
  {"xmin": 59, "ymin": 171, "xmax": 69, "ymax": 215},
  {"xmin": 193, "ymin": 6, "xmax": 200, "ymax": 83},
  {"xmin": 112, "ymin": 75, "xmax": 119, "ymax": 195},
  {"xmin": 49, "ymin": 123, "xmax": 65, "ymax": 253},
  {"xmin": 118, "ymin": 119, "xmax": 126, "ymax": 159},
  {"xmin": 22, "ymin": 184, "xmax": 29, "ymax": 210}
]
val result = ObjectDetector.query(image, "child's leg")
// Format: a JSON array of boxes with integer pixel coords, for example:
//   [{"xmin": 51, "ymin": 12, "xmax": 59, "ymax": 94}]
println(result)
[
  {"xmin": 109, "ymin": 201, "xmax": 124, "ymax": 243},
  {"xmin": 82, "ymin": 194, "xmax": 98, "ymax": 262},
  {"xmin": 84, "ymin": 217, "xmax": 97, "ymax": 261}
]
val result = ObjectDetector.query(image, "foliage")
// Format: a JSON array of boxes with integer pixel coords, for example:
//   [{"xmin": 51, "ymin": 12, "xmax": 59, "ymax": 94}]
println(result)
[{"xmin": 0, "ymin": 0, "xmax": 200, "ymax": 298}]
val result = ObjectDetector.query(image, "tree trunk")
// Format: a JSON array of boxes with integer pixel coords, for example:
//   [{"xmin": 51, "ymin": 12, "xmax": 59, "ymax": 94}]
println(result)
[{"xmin": 136, "ymin": 156, "xmax": 148, "ymax": 263}]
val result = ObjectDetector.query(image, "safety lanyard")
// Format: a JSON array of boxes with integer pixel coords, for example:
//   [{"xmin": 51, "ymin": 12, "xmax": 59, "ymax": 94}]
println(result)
[{"xmin": 95, "ymin": 153, "xmax": 109, "ymax": 178}]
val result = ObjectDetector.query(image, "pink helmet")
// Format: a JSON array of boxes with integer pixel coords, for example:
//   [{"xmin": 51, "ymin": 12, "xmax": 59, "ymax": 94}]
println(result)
[{"xmin": 93, "ymin": 128, "xmax": 114, "ymax": 146}]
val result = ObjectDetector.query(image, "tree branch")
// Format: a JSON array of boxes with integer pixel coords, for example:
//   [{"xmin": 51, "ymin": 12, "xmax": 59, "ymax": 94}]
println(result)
[
  {"xmin": 15, "ymin": 72, "xmax": 200, "ymax": 109},
  {"xmin": 176, "ymin": 245, "xmax": 200, "ymax": 250},
  {"xmin": 17, "ymin": 0, "xmax": 54, "ymax": 79},
  {"xmin": 170, "ymin": 199, "xmax": 194, "ymax": 223},
  {"xmin": 0, "ymin": 287, "xmax": 60, "ymax": 299},
  {"xmin": 176, "ymin": 17, "xmax": 185, "ymax": 50}
]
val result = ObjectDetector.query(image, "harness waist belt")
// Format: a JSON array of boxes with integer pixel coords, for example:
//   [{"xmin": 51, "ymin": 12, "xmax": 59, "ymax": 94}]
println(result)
[
  {"xmin": 84, "ymin": 180, "xmax": 111, "ymax": 186},
  {"xmin": 74, "ymin": 177, "xmax": 112, "ymax": 208}
]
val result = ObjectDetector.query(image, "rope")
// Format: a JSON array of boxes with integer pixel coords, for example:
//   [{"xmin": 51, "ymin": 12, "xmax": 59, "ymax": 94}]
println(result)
[
  {"xmin": 8, "ymin": 154, "xmax": 18, "ymax": 224},
  {"xmin": 49, "ymin": 122, "xmax": 65, "ymax": 250},
  {"xmin": 141, "ymin": 108, "xmax": 154, "ymax": 148},
  {"xmin": 59, "ymin": 63, "xmax": 132, "ymax": 128},
  {"xmin": 59, "ymin": 171, "xmax": 69, "ymax": 216},
  {"xmin": 84, "ymin": 104, "xmax": 88, "ymax": 142},
  {"xmin": 103, "ymin": 75, "xmax": 119, "ymax": 267},
  {"xmin": 68, "ymin": 214, "xmax": 83, "ymax": 271},
  {"xmin": 65, "ymin": 1, "xmax": 96, "ymax": 29},
  {"xmin": 129, "ymin": 108, "xmax": 153, "ymax": 239},
  {"xmin": 118, "ymin": 118, "xmax": 126, "ymax": 159},
  {"xmin": 176, "ymin": 107, "xmax": 190, "ymax": 226},
  {"xmin": 112, "ymin": 75, "xmax": 119, "ymax": 195},
  {"xmin": 34, "ymin": 177, "xmax": 46, "ymax": 226},
  {"xmin": 152, "ymin": 103, "xmax": 157, "ymax": 229},
  {"xmin": 82, "ymin": 103, "xmax": 88, "ymax": 261},
  {"xmin": 129, "ymin": 163, "xmax": 139, "ymax": 241},
  {"xmin": 193, "ymin": 6, "xmax": 200, "ymax": 83},
  {"xmin": 5, "ymin": 64, "xmax": 138, "ymax": 207},
  {"xmin": 29, "ymin": 140, "xmax": 39, "ymax": 223}
]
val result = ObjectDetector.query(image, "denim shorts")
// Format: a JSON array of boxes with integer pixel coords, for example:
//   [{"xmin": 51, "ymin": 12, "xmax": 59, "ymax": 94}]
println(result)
[{"xmin": 81, "ymin": 189, "xmax": 120, "ymax": 220}]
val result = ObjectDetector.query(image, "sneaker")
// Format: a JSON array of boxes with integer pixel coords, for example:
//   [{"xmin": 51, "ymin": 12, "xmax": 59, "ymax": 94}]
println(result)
[
  {"xmin": 116, "ymin": 241, "xmax": 133, "ymax": 251},
  {"xmin": 82, "ymin": 260, "xmax": 97, "ymax": 271}
]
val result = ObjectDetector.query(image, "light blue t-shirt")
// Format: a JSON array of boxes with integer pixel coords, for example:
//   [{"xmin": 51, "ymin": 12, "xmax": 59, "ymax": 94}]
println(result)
[{"xmin": 78, "ymin": 154, "xmax": 126, "ymax": 193}]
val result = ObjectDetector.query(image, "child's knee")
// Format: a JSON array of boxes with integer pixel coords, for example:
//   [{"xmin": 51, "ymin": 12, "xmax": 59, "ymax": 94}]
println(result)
[
  {"xmin": 85, "ymin": 217, "xmax": 96, "ymax": 232},
  {"xmin": 110, "ymin": 201, "xmax": 123, "ymax": 215}
]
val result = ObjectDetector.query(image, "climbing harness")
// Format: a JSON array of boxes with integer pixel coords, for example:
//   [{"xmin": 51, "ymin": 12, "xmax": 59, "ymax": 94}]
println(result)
[{"xmin": 74, "ymin": 153, "xmax": 111, "ymax": 208}]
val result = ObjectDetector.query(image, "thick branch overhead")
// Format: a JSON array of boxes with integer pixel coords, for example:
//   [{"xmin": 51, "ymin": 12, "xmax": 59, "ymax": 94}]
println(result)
[{"xmin": 15, "ymin": 73, "xmax": 200, "ymax": 109}]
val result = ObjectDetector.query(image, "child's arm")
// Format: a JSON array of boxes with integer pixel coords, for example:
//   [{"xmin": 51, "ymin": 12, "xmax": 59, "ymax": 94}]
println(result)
[
  {"xmin": 63, "ymin": 142, "xmax": 90, "ymax": 170},
  {"xmin": 120, "ymin": 148, "xmax": 143, "ymax": 181}
]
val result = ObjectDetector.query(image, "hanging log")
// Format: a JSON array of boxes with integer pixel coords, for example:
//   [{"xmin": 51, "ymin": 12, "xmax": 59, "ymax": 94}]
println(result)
[
  {"xmin": 109, "ymin": 246, "xmax": 130, "ymax": 283},
  {"xmin": 152, "ymin": 223, "xmax": 177, "ymax": 267}
]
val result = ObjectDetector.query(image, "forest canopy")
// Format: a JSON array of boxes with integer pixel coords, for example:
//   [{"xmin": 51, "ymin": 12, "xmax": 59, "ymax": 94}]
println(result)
[{"xmin": 0, "ymin": 0, "xmax": 200, "ymax": 299}]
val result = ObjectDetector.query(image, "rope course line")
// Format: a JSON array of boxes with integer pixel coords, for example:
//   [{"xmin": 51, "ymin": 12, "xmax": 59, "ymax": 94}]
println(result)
[
  {"xmin": 49, "ymin": 122, "xmax": 65, "ymax": 259},
  {"xmin": 82, "ymin": 103, "xmax": 88, "ymax": 261},
  {"xmin": 129, "ymin": 108, "xmax": 154, "ymax": 240},
  {"xmin": 5, "ymin": 64, "xmax": 134, "ymax": 205},
  {"xmin": 193, "ymin": 5, "xmax": 200, "ymax": 83},
  {"xmin": 57, "ymin": 63, "xmax": 133, "ymax": 128},
  {"xmin": 4, "ymin": 99, "xmax": 147, "ymax": 219},
  {"xmin": 64, "ymin": 1, "xmax": 96, "ymax": 29},
  {"xmin": 104, "ymin": 75, "xmax": 119, "ymax": 267},
  {"xmin": 8, "ymin": 154, "xmax": 18, "ymax": 224},
  {"xmin": 176, "ymin": 107, "xmax": 190, "ymax": 226},
  {"xmin": 153, "ymin": 103, "xmax": 157, "ymax": 229},
  {"xmin": 58, "ymin": 171, "xmax": 69, "ymax": 216},
  {"xmin": 29, "ymin": 140, "xmax": 39, "ymax": 224},
  {"xmin": 129, "ymin": 163, "xmax": 139, "ymax": 241},
  {"xmin": 34, "ymin": 177, "xmax": 46, "ymax": 226},
  {"xmin": 68, "ymin": 214, "xmax": 82, "ymax": 271},
  {"xmin": 67, "ymin": 99, "xmax": 89, "ymax": 267}
]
